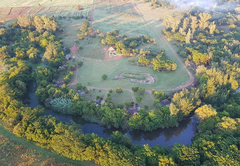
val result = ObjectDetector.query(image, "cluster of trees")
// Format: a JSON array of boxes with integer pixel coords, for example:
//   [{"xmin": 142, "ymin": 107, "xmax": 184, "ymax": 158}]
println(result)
[
  {"xmin": 17, "ymin": 15, "xmax": 58, "ymax": 32},
  {"xmin": 129, "ymin": 107, "xmax": 178, "ymax": 131},
  {"xmin": 138, "ymin": 49, "xmax": 177, "ymax": 71},
  {"xmin": 101, "ymin": 33, "xmax": 156, "ymax": 56},
  {"xmin": 77, "ymin": 21, "xmax": 96, "ymax": 39},
  {"xmin": 163, "ymin": 12, "xmax": 217, "ymax": 44},
  {"xmin": 170, "ymin": 88, "xmax": 201, "ymax": 120}
]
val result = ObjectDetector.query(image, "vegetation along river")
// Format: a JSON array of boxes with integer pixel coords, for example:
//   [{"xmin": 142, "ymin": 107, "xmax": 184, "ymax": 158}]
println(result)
[{"xmin": 29, "ymin": 84, "xmax": 198, "ymax": 147}]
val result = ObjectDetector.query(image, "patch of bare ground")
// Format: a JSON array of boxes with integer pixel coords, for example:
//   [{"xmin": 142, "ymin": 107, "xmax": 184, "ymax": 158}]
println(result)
[{"xmin": 115, "ymin": 73, "xmax": 155, "ymax": 84}]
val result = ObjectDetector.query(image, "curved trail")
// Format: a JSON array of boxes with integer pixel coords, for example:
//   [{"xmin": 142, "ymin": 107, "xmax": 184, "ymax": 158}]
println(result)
[
  {"xmin": 69, "ymin": 0, "xmax": 195, "ymax": 102},
  {"xmin": 129, "ymin": 0, "xmax": 194, "ymax": 91}
]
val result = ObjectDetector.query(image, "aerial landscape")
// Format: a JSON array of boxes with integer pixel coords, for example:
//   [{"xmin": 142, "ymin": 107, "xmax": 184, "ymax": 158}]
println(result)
[{"xmin": 0, "ymin": 0, "xmax": 240, "ymax": 165}]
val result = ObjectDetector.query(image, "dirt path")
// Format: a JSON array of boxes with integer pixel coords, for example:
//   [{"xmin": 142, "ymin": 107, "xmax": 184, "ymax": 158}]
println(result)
[
  {"xmin": 69, "ymin": 0, "xmax": 195, "ymax": 101},
  {"xmin": 130, "ymin": 0, "xmax": 195, "ymax": 91}
]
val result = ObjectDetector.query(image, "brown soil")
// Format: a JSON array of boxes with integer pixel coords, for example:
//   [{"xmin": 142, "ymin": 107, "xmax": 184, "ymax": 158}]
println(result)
[{"xmin": 115, "ymin": 73, "xmax": 155, "ymax": 84}]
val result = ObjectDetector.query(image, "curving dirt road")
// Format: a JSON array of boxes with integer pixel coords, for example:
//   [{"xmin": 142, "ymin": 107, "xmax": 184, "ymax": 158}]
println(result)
[
  {"xmin": 129, "ymin": 0, "xmax": 195, "ymax": 92},
  {"xmin": 69, "ymin": 0, "xmax": 195, "ymax": 102}
]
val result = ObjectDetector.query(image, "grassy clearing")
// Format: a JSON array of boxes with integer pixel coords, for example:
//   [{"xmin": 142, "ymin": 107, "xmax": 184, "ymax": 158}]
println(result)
[
  {"xmin": 59, "ymin": 19, "xmax": 86, "ymax": 48},
  {"xmin": 134, "ymin": 92, "xmax": 155, "ymax": 110},
  {"xmin": 83, "ymin": 89, "xmax": 107, "ymax": 102},
  {"xmin": 71, "ymin": 1, "xmax": 190, "ymax": 91},
  {"xmin": 110, "ymin": 91, "xmax": 133, "ymax": 106},
  {"xmin": 78, "ymin": 38, "xmax": 106, "ymax": 60},
  {"xmin": 76, "ymin": 57, "xmax": 189, "ymax": 90},
  {"xmin": 0, "ymin": 126, "xmax": 95, "ymax": 166}
]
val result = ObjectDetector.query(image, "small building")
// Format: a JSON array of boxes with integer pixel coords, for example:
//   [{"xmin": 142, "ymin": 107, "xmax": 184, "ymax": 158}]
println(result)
[
  {"xmin": 160, "ymin": 99, "xmax": 171, "ymax": 107},
  {"xmin": 108, "ymin": 46, "xmax": 117, "ymax": 56},
  {"xmin": 55, "ymin": 81, "xmax": 64, "ymax": 87},
  {"xmin": 128, "ymin": 107, "xmax": 138, "ymax": 116},
  {"xmin": 91, "ymin": 99, "xmax": 105, "ymax": 106},
  {"xmin": 76, "ymin": 90, "xmax": 85, "ymax": 96},
  {"xmin": 65, "ymin": 54, "xmax": 71, "ymax": 60},
  {"xmin": 58, "ymin": 65, "xmax": 68, "ymax": 70}
]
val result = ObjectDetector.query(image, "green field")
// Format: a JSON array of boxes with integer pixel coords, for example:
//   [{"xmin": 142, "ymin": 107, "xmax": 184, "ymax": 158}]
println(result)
[
  {"xmin": 78, "ymin": 38, "xmax": 106, "ymax": 60},
  {"xmin": 134, "ymin": 92, "xmax": 155, "ymax": 110},
  {"xmin": 83, "ymin": 89, "xmax": 107, "ymax": 102},
  {"xmin": 110, "ymin": 91, "xmax": 133, "ymax": 106},
  {"xmin": 76, "ymin": 57, "xmax": 189, "ymax": 90}
]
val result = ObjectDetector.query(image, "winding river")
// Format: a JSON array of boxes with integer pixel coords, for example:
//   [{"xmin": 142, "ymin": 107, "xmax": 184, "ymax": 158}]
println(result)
[{"xmin": 29, "ymin": 84, "xmax": 198, "ymax": 147}]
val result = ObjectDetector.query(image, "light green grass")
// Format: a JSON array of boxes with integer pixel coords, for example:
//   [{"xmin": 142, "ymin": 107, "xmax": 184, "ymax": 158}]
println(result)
[
  {"xmin": 83, "ymin": 89, "xmax": 107, "ymax": 102},
  {"xmin": 78, "ymin": 38, "xmax": 105, "ymax": 60},
  {"xmin": 111, "ymin": 91, "xmax": 133, "ymax": 106},
  {"xmin": 0, "ymin": 125, "xmax": 95, "ymax": 166},
  {"xmin": 76, "ymin": 57, "xmax": 189, "ymax": 91},
  {"xmin": 134, "ymin": 92, "xmax": 155, "ymax": 110}
]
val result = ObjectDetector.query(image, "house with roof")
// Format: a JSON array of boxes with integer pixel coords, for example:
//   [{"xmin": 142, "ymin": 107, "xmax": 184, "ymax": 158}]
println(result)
[
  {"xmin": 160, "ymin": 99, "xmax": 171, "ymax": 107},
  {"xmin": 65, "ymin": 54, "xmax": 71, "ymax": 60},
  {"xmin": 91, "ymin": 99, "xmax": 105, "ymax": 106},
  {"xmin": 55, "ymin": 81, "xmax": 64, "ymax": 87},
  {"xmin": 58, "ymin": 65, "xmax": 68, "ymax": 70},
  {"xmin": 76, "ymin": 90, "xmax": 85, "ymax": 96},
  {"xmin": 128, "ymin": 107, "xmax": 139, "ymax": 116},
  {"xmin": 108, "ymin": 46, "xmax": 117, "ymax": 57}
]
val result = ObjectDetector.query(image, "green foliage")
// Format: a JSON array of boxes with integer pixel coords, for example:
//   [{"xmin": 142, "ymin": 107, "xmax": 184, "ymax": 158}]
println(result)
[
  {"xmin": 151, "ymin": 55, "xmax": 177, "ymax": 71},
  {"xmin": 170, "ymin": 88, "xmax": 201, "ymax": 119},
  {"xmin": 115, "ymin": 87, "xmax": 123, "ymax": 94},
  {"xmin": 138, "ymin": 55, "xmax": 150, "ymax": 66},
  {"xmin": 132, "ymin": 87, "xmax": 139, "ymax": 92},
  {"xmin": 105, "ymin": 35, "xmax": 117, "ymax": 45},
  {"xmin": 129, "ymin": 108, "xmax": 178, "ymax": 131},
  {"xmin": 172, "ymin": 144, "xmax": 200, "ymax": 166},
  {"xmin": 50, "ymin": 97, "xmax": 72, "ymax": 114},
  {"xmin": 195, "ymin": 105, "xmax": 217, "ymax": 121},
  {"xmin": 102, "ymin": 74, "xmax": 108, "ymax": 80},
  {"xmin": 136, "ymin": 96, "xmax": 142, "ymax": 102}
]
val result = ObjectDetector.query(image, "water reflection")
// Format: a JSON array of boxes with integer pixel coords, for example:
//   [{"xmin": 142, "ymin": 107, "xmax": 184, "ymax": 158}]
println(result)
[
  {"xmin": 29, "ymin": 84, "xmax": 197, "ymax": 147},
  {"xmin": 79, "ymin": 117, "xmax": 197, "ymax": 147}
]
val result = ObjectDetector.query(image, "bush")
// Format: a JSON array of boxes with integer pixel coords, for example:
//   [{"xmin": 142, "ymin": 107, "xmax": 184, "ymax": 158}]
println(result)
[{"xmin": 102, "ymin": 74, "xmax": 108, "ymax": 80}]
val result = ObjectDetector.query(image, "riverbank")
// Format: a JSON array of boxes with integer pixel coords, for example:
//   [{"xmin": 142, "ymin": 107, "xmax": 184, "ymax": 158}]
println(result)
[{"xmin": 29, "ymin": 84, "xmax": 198, "ymax": 147}]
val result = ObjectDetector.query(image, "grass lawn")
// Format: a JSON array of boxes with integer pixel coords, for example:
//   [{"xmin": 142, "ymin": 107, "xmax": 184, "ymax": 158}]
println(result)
[
  {"xmin": 78, "ymin": 37, "xmax": 105, "ymax": 60},
  {"xmin": 0, "ymin": 125, "xmax": 95, "ymax": 166},
  {"xmin": 59, "ymin": 19, "xmax": 87, "ymax": 48},
  {"xmin": 76, "ymin": 57, "xmax": 189, "ymax": 91},
  {"xmin": 83, "ymin": 89, "xmax": 107, "ymax": 102},
  {"xmin": 110, "ymin": 91, "xmax": 133, "ymax": 106},
  {"xmin": 134, "ymin": 92, "xmax": 155, "ymax": 110}
]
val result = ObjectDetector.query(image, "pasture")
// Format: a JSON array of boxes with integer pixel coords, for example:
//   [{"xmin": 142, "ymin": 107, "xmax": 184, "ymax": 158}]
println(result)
[
  {"xmin": 76, "ymin": 57, "xmax": 189, "ymax": 91},
  {"xmin": 110, "ymin": 91, "xmax": 133, "ymax": 106}
]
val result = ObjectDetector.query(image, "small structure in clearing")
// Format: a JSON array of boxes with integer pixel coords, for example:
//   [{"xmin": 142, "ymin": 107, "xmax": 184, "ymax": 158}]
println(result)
[
  {"xmin": 65, "ymin": 54, "xmax": 71, "ymax": 60},
  {"xmin": 160, "ymin": 99, "xmax": 171, "ymax": 107},
  {"xmin": 108, "ymin": 46, "xmax": 117, "ymax": 57},
  {"xmin": 128, "ymin": 106, "xmax": 139, "ymax": 116},
  {"xmin": 76, "ymin": 90, "xmax": 85, "ymax": 96},
  {"xmin": 55, "ymin": 81, "xmax": 64, "ymax": 87},
  {"xmin": 58, "ymin": 65, "xmax": 68, "ymax": 70},
  {"xmin": 91, "ymin": 99, "xmax": 105, "ymax": 106}
]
